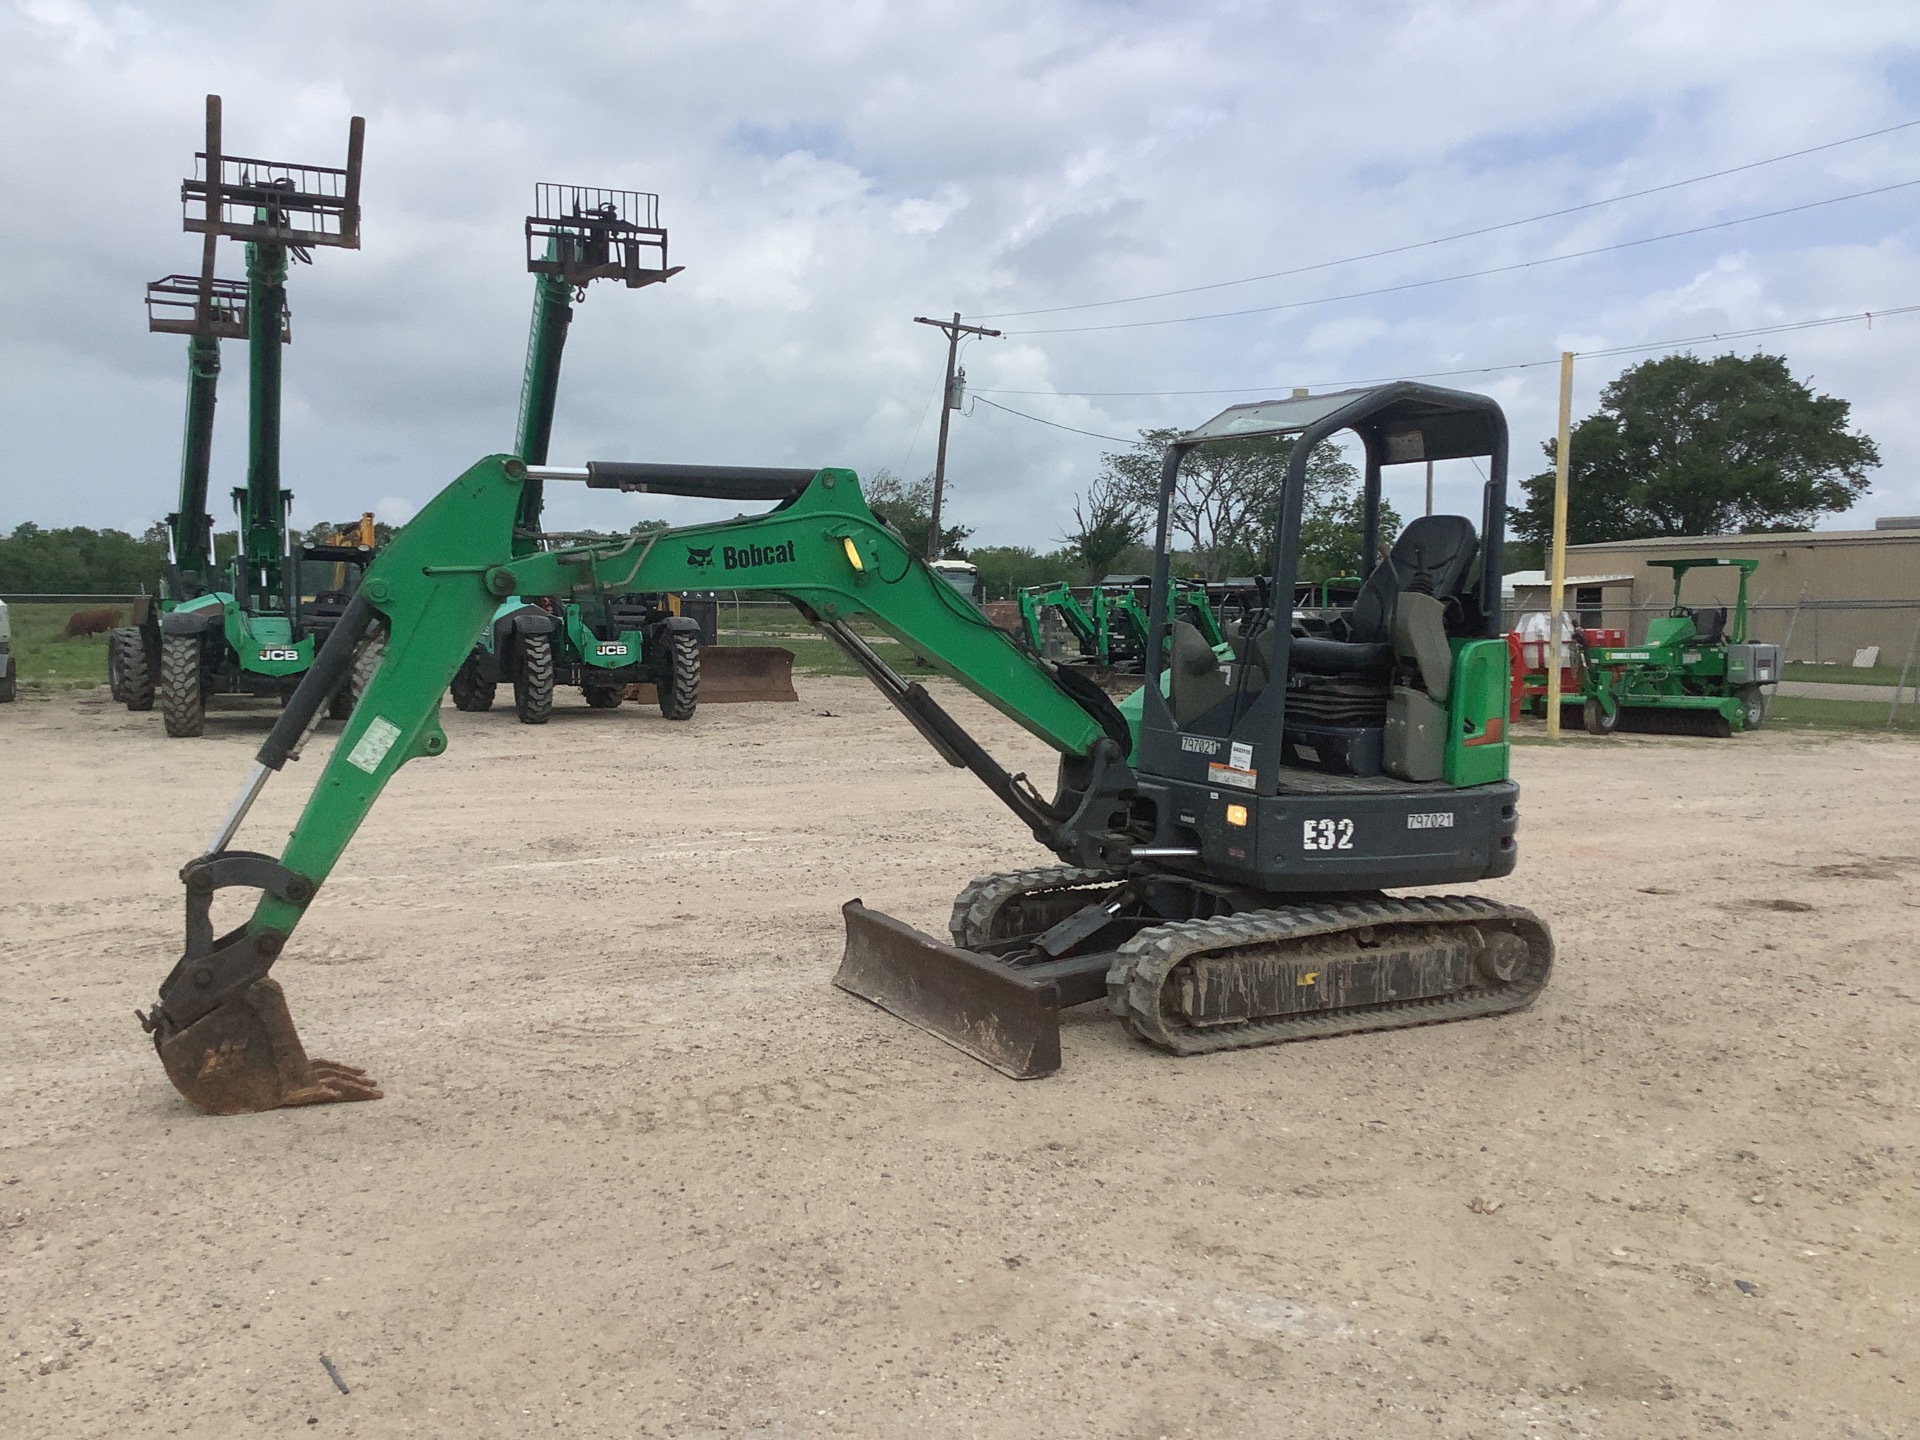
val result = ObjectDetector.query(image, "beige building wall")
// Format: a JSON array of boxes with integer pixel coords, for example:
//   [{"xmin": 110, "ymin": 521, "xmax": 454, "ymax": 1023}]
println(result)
[{"xmin": 1565, "ymin": 528, "xmax": 1920, "ymax": 664}]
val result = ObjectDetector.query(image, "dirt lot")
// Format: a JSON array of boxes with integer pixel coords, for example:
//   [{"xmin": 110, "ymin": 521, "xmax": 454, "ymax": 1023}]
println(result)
[{"xmin": 3, "ymin": 680, "xmax": 1916, "ymax": 1439}]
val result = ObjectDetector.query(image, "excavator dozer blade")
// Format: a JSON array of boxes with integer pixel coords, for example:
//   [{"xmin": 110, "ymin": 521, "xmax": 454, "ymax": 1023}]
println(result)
[
  {"xmin": 698, "ymin": 645, "xmax": 798, "ymax": 703},
  {"xmin": 836, "ymin": 900, "xmax": 1062, "ymax": 1079},
  {"xmin": 149, "ymin": 978, "xmax": 383, "ymax": 1115}
]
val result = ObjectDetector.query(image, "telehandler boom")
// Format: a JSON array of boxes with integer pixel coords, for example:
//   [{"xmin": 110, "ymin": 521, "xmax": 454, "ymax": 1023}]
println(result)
[{"xmin": 140, "ymin": 382, "xmax": 1551, "ymax": 1114}]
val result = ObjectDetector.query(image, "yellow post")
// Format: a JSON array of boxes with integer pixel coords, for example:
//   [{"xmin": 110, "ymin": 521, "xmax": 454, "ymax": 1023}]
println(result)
[{"xmin": 1545, "ymin": 350, "xmax": 1575, "ymax": 739}]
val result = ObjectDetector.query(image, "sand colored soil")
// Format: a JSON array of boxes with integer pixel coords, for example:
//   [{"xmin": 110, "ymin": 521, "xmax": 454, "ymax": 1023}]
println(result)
[{"xmin": 2, "ymin": 680, "xmax": 1916, "ymax": 1438}]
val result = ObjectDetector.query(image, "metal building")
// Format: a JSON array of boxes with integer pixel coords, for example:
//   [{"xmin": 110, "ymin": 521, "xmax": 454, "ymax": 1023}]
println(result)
[{"xmin": 1564, "ymin": 520, "xmax": 1920, "ymax": 665}]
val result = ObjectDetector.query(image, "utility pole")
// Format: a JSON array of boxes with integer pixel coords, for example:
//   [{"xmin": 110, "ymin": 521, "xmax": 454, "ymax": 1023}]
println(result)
[
  {"xmin": 913, "ymin": 312, "xmax": 1001, "ymax": 559},
  {"xmin": 1545, "ymin": 351, "xmax": 1575, "ymax": 740}
]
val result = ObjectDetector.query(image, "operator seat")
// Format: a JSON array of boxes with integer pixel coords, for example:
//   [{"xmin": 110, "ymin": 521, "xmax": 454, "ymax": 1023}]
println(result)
[
  {"xmin": 1686, "ymin": 606, "xmax": 1727, "ymax": 644},
  {"xmin": 1169, "ymin": 620, "xmax": 1231, "ymax": 726},
  {"xmin": 1282, "ymin": 515, "xmax": 1479, "ymax": 776},
  {"xmin": 1290, "ymin": 515, "xmax": 1479, "ymax": 678}
]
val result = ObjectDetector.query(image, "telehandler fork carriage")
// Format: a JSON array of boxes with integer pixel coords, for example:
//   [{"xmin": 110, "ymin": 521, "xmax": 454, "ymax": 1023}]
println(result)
[{"xmin": 141, "ymin": 382, "xmax": 1552, "ymax": 1114}]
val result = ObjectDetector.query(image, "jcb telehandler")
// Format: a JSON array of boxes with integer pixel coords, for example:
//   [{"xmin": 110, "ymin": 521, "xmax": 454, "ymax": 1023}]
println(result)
[
  {"xmin": 138, "ymin": 382, "xmax": 1551, "ymax": 1114},
  {"xmin": 446, "ymin": 186, "xmax": 718, "ymax": 722},
  {"xmin": 108, "ymin": 96, "xmax": 376, "ymax": 737}
]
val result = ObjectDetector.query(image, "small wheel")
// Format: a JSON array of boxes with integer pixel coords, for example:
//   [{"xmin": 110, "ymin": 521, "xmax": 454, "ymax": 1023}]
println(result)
[
  {"xmin": 582, "ymin": 684, "xmax": 624, "ymax": 710},
  {"xmin": 1526, "ymin": 695, "xmax": 1547, "ymax": 719},
  {"xmin": 656, "ymin": 630, "xmax": 699, "ymax": 721},
  {"xmin": 1735, "ymin": 685, "xmax": 1765, "ymax": 731},
  {"xmin": 448, "ymin": 653, "xmax": 497, "ymax": 712},
  {"xmin": 1583, "ymin": 696, "xmax": 1619, "ymax": 736},
  {"xmin": 515, "ymin": 633, "xmax": 555, "ymax": 724},
  {"xmin": 160, "ymin": 632, "xmax": 206, "ymax": 737}
]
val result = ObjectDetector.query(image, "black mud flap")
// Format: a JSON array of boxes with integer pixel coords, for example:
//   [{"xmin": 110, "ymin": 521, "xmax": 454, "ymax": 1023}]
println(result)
[{"xmin": 836, "ymin": 900, "xmax": 1062, "ymax": 1079}]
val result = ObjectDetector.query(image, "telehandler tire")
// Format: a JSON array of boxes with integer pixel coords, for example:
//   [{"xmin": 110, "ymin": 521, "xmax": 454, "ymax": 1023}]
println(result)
[
  {"xmin": 107, "ymin": 629, "xmax": 128, "ymax": 702},
  {"xmin": 112, "ymin": 627, "xmax": 155, "ymax": 711},
  {"xmin": 657, "ymin": 629, "xmax": 699, "ymax": 721},
  {"xmin": 350, "ymin": 633, "xmax": 385, "ymax": 710},
  {"xmin": 160, "ymin": 632, "xmax": 205, "ymax": 738},
  {"xmin": 449, "ymin": 655, "xmax": 496, "ymax": 712},
  {"xmin": 515, "ymin": 633, "xmax": 555, "ymax": 725}
]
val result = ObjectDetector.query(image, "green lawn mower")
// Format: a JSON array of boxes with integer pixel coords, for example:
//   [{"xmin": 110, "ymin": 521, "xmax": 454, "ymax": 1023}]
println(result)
[{"xmin": 1579, "ymin": 557, "xmax": 1780, "ymax": 737}]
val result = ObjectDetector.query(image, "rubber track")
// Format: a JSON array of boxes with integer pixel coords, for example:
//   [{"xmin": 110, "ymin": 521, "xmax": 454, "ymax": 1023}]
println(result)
[
  {"xmin": 160, "ymin": 632, "xmax": 205, "ymax": 737},
  {"xmin": 1109, "ymin": 894, "xmax": 1553, "ymax": 1055},
  {"xmin": 658, "ymin": 630, "xmax": 699, "ymax": 721},
  {"xmin": 516, "ymin": 633, "xmax": 554, "ymax": 724},
  {"xmin": 948, "ymin": 864, "xmax": 1123, "ymax": 948}
]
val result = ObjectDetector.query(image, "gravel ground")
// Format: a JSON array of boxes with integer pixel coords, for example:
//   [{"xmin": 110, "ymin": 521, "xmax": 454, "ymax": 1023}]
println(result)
[{"xmin": 2, "ymin": 679, "xmax": 1916, "ymax": 1439}]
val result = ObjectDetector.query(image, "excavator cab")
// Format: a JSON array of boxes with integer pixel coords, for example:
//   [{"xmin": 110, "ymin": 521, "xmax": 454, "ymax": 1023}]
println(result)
[{"xmin": 1127, "ymin": 384, "xmax": 1513, "ymax": 813}]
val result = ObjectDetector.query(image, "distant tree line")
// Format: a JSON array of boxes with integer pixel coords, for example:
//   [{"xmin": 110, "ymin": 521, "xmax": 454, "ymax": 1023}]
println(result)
[{"xmin": 0, "ymin": 523, "xmax": 171, "ymax": 593}]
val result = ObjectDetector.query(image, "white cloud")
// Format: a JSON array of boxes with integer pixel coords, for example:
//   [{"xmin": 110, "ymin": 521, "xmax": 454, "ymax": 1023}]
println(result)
[{"xmin": 0, "ymin": 0, "xmax": 1916, "ymax": 549}]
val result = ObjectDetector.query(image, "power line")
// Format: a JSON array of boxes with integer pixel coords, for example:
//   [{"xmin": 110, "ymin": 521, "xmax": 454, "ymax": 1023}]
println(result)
[
  {"xmin": 968, "ymin": 304, "xmax": 1918, "ymax": 430},
  {"xmin": 969, "ymin": 396, "xmax": 1137, "ymax": 444},
  {"xmin": 1001, "ymin": 178, "xmax": 1920, "ymax": 335},
  {"xmin": 972, "ymin": 118, "xmax": 1920, "ymax": 321}
]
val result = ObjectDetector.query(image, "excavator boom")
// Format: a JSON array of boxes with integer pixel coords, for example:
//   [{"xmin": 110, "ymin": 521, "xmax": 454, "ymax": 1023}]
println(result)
[{"xmin": 140, "ymin": 455, "xmax": 1124, "ymax": 1111}]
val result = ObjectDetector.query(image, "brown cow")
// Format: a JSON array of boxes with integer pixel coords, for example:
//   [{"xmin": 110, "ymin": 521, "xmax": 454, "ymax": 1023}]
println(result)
[{"xmin": 64, "ymin": 606, "xmax": 122, "ymax": 639}]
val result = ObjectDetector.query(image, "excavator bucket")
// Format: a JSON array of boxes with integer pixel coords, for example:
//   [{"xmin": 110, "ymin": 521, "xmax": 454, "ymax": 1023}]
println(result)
[
  {"xmin": 147, "ymin": 978, "xmax": 382, "ymax": 1115},
  {"xmin": 697, "ymin": 645, "xmax": 798, "ymax": 703},
  {"xmin": 835, "ymin": 900, "xmax": 1063, "ymax": 1079}
]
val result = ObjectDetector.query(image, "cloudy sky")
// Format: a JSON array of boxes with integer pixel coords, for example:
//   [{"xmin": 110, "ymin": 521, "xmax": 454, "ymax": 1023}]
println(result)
[{"xmin": 4, "ymin": 0, "xmax": 1917, "ymax": 549}]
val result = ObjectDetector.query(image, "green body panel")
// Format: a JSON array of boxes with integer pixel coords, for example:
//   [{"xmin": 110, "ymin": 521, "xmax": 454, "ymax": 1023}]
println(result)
[
  {"xmin": 224, "ymin": 608, "xmax": 313, "ymax": 677},
  {"xmin": 1441, "ymin": 639, "xmax": 1511, "ymax": 787},
  {"xmin": 563, "ymin": 608, "xmax": 645, "ymax": 670},
  {"xmin": 252, "ymin": 458, "xmax": 1111, "ymax": 939}
]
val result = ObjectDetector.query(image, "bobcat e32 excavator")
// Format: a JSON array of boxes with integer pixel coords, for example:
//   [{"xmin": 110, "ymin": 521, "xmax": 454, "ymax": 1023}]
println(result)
[{"xmin": 138, "ymin": 381, "xmax": 1552, "ymax": 1114}]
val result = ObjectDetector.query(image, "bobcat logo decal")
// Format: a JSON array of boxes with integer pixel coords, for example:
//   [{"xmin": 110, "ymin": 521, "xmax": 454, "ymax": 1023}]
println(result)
[{"xmin": 686, "ymin": 545, "xmax": 715, "ymax": 570}]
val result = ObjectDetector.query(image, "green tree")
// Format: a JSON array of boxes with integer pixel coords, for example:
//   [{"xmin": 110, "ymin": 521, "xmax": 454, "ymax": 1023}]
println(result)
[
  {"xmin": 862, "ymin": 469, "xmax": 972, "ymax": 558},
  {"xmin": 1098, "ymin": 429, "xmax": 1395, "ymax": 580},
  {"xmin": 0, "ymin": 523, "xmax": 168, "ymax": 592},
  {"xmin": 1510, "ymin": 352, "xmax": 1879, "ymax": 547},
  {"xmin": 1060, "ymin": 474, "xmax": 1143, "ymax": 583}
]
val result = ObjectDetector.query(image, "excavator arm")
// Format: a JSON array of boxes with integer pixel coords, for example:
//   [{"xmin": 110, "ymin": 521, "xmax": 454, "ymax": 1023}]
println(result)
[{"xmin": 140, "ymin": 454, "xmax": 1134, "ymax": 1113}]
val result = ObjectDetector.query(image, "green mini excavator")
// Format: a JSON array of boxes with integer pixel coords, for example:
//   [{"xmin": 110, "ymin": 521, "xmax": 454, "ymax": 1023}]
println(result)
[
  {"xmin": 138, "ymin": 381, "xmax": 1552, "ymax": 1114},
  {"xmin": 109, "ymin": 95, "xmax": 372, "ymax": 736}
]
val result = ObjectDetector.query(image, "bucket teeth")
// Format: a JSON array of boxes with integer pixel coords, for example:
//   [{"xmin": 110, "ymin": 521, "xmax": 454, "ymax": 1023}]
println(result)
[{"xmin": 152, "ymin": 978, "xmax": 382, "ymax": 1115}]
